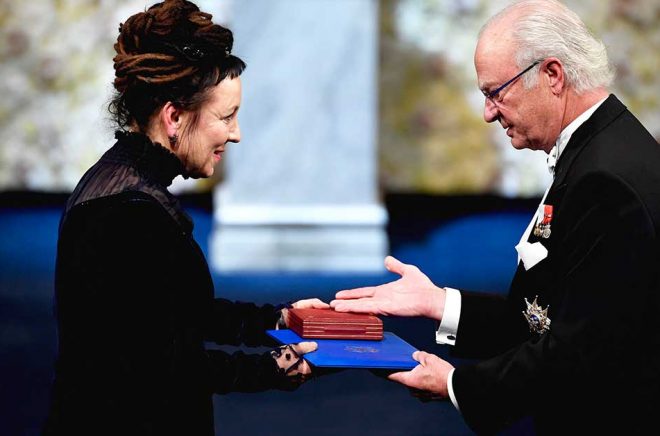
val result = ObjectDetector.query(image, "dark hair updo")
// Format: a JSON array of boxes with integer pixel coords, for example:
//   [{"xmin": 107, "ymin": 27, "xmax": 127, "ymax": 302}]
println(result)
[{"xmin": 109, "ymin": 0, "xmax": 246, "ymax": 132}]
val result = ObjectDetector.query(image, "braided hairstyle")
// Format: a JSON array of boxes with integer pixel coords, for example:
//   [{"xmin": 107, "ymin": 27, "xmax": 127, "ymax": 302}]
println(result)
[{"xmin": 109, "ymin": 0, "xmax": 245, "ymax": 132}]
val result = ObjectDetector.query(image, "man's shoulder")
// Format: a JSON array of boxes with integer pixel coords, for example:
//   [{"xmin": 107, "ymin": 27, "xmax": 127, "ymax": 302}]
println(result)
[
  {"xmin": 574, "ymin": 98, "xmax": 659, "ymax": 176},
  {"xmin": 595, "ymin": 95, "xmax": 656, "ymax": 145},
  {"xmin": 562, "ymin": 105, "xmax": 660, "ymax": 223}
]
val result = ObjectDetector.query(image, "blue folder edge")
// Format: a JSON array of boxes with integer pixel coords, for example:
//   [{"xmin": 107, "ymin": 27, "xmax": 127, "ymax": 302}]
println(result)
[{"xmin": 267, "ymin": 329, "xmax": 418, "ymax": 370}]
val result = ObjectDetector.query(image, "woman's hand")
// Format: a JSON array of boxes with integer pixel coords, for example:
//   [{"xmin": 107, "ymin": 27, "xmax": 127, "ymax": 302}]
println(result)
[
  {"xmin": 279, "ymin": 298, "xmax": 330, "ymax": 329},
  {"xmin": 271, "ymin": 341, "xmax": 318, "ymax": 383}
]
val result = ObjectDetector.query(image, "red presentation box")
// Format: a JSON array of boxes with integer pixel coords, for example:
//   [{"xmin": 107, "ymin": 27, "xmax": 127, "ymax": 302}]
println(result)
[{"xmin": 288, "ymin": 308, "xmax": 383, "ymax": 341}]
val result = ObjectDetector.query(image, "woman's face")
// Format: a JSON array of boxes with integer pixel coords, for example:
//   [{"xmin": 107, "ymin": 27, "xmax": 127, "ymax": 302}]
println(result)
[{"xmin": 177, "ymin": 76, "xmax": 242, "ymax": 178}]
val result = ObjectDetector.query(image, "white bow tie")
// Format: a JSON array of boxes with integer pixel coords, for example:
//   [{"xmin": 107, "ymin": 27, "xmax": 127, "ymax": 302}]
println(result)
[{"xmin": 547, "ymin": 145, "xmax": 558, "ymax": 175}]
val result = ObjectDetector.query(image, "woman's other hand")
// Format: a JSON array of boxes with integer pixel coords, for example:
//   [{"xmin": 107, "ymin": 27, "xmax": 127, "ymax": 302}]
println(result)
[{"xmin": 271, "ymin": 342, "xmax": 318, "ymax": 384}]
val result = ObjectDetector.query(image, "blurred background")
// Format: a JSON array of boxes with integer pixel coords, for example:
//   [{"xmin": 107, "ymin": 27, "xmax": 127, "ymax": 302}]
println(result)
[{"xmin": 1, "ymin": 0, "xmax": 658, "ymax": 434}]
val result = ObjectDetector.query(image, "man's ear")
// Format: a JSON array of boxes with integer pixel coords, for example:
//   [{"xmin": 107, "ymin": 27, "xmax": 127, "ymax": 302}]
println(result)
[
  {"xmin": 542, "ymin": 57, "xmax": 565, "ymax": 96},
  {"xmin": 160, "ymin": 101, "xmax": 182, "ymax": 138}
]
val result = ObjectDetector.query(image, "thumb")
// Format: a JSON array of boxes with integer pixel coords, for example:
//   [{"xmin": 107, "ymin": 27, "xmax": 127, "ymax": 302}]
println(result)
[
  {"xmin": 412, "ymin": 350, "xmax": 430, "ymax": 365},
  {"xmin": 388, "ymin": 369, "xmax": 414, "ymax": 386},
  {"xmin": 384, "ymin": 256, "xmax": 406, "ymax": 276},
  {"xmin": 387, "ymin": 370, "xmax": 407, "ymax": 383},
  {"xmin": 293, "ymin": 341, "xmax": 318, "ymax": 355}
]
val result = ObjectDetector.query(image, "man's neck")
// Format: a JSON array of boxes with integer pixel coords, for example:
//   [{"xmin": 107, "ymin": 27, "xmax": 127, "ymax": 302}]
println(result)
[{"xmin": 561, "ymin": 87, "xmax": 609, "ymax": 132}]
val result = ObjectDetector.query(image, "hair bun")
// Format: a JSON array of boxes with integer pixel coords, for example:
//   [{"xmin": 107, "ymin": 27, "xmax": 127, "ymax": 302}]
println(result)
[
  {"xmin": 109, "ymin": 0, "xmax": 246, "ymax": 132},
  {"xmin": 113, "ymin": 0, "xmax": 236, "ymax": 91}
]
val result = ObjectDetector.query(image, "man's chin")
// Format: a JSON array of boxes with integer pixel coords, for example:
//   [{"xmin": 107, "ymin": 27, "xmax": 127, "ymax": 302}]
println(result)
[
  {"xmin": 510, "ymin": 140, "xmax": 547, "ymax": 153},
  {"xmin": 510, "ymin": 138, "xmax": 527, "ymax": 150},
  {"xmin": 509, "ymin": 136, "xmax": 540, "ymax": 151}
]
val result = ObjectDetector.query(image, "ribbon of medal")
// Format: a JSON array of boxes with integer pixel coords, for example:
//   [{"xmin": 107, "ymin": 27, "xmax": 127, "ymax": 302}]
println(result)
[{"xmin": 533, "ymin": 204, "xmax": 553, "ymax": 239}]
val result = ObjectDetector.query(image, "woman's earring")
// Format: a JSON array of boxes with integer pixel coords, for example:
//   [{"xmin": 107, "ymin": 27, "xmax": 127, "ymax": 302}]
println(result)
[{"xmin": 168, "ymin": 134, "xmax": 178, "ymax": 147}]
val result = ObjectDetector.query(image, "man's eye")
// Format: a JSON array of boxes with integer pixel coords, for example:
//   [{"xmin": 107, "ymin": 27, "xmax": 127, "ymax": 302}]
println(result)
[{"xmin": 489, "ymin": 91, "xmax": 504, "ymax": 102}]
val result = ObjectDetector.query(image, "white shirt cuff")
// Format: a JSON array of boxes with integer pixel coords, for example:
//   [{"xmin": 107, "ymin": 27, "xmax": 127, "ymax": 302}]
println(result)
[
  {"xmin": 435, "ymin": 287, "xmax": 461, "ymax": 346},
  {"xmin": 447, "ymin": 368, "xmax": 461, "ymax": 413}
]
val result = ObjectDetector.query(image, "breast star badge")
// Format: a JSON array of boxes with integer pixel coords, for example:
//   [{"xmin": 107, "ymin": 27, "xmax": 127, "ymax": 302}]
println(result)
[{"xmin": 522, "ymin": 295, "xmax": 551, "ymax": 334}]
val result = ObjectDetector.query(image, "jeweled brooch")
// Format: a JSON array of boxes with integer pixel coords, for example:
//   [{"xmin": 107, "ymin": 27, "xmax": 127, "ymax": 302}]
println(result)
[{"xmin": 522, "ymin": 295, "xmax": 551, "ymax": 334}]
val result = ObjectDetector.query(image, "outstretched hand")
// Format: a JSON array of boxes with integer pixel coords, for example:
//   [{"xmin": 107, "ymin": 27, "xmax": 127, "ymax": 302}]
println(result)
[
  {"xmin": 387, "ymin": 351, "xmax": 454, "ymax": 400},
  {"xmin": 330, "ymin": 256, "xmax": 446, "ymax": 321}
]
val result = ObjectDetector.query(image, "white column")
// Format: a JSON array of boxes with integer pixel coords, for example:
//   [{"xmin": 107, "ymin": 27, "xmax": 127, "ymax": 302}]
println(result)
[{"xmin": 210, "ymin": 0, "xmax": 387, "ymax": 272}]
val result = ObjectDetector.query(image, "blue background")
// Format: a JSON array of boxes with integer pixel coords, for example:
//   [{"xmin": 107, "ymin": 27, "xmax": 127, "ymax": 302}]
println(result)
[{"xmin": 0, "ymin": 194, "xmax": 537, "ymax": 435}]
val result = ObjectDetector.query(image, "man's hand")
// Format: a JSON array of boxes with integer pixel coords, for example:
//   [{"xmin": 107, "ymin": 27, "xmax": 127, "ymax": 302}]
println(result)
[
  {"xmin": 388, "ymin": 351, "xmax": 454, "ymax": 400},
  {"xmin": 330, "ymin": 256, "xmax": 446, "ymax": 321}
]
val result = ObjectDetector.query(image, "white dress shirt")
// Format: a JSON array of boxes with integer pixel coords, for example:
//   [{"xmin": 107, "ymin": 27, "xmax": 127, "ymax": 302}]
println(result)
[{"xmin": 436, "ymin": 97, "xmax": 608, "ymax": 412}]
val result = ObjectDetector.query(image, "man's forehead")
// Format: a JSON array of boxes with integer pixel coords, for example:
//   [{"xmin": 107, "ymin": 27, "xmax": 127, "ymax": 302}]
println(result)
[
  {"xmin": 475, "ymin": 39, "xmax": 516, "ymax": 88},
  {"xmin": 478, "ymin": 13, "xmax": 518, "ymax": 49},
  {"xmin": 477, "ymin": 22, "xmax": 516, "ymax": 59}
]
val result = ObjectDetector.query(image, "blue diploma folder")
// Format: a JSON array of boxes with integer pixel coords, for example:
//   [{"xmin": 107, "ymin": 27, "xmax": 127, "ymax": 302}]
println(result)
[{"xmin": 267, "ymin": 329, "xmax": 418, "ymax": 370}]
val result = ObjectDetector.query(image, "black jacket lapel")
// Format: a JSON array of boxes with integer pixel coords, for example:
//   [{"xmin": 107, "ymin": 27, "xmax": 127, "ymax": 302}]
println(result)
[{"xmin": 552, "ymin": 94, "xmax": 627, "ymax": 187}]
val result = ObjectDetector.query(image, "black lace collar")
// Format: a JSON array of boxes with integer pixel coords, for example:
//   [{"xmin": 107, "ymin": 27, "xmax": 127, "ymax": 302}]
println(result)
[{"xmin": 109, "ymin": 131, "xmax": 185, "ymax": 187}]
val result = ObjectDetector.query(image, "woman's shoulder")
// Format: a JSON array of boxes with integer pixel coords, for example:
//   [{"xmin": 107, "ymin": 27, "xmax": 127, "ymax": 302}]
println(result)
[
  {"xmin": 72, "ymin": 189, "xmax": 161, "ymax": 211},
  {"xmin": 64, "ymin": 190, "xmax": 180, "ymax": 234}
]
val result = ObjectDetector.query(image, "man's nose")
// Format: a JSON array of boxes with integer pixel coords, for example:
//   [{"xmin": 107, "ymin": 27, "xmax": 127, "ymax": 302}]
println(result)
[{"xmin": 483, "ymin": 98, "xmax": 500, "ymax": 123}]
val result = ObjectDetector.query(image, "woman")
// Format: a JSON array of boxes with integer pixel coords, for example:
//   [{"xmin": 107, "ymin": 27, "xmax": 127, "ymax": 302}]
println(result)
[{"xmin": 44, "ymin": 1, "xmax": 327, "ymax": 434}]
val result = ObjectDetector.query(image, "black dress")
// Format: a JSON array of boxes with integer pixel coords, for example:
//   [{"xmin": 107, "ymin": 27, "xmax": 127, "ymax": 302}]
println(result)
[{"xmin": 44, "ymin": 132, "xmax": 292, "ymax": 436}]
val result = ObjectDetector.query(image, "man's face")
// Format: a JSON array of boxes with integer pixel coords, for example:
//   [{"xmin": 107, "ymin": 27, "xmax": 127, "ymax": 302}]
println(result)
[{"xmin": 474, "ymin": 33, "xmax": 560, "ymax": 153}]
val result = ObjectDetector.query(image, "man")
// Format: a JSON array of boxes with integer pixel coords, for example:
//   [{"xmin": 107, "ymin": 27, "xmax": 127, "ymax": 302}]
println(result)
[{"xmin": 331, "ymin": 1, "xmax": 660, "ymax": 434}]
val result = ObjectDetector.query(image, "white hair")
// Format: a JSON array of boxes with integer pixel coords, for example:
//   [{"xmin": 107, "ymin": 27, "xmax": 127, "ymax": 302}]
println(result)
[{"xmin": 481, "ymin": 0, "xmax": 615, "ymax": 93}]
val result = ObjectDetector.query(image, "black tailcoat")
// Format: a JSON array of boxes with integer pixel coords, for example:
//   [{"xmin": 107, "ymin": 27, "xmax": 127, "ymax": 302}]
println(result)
[{"xmin": 452, "ymin": 95, "xmax": 660, "ymax": 435}]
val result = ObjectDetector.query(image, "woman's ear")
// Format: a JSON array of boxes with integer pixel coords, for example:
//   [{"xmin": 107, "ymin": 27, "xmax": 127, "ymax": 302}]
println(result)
[{"xmin": 160, "ymin": 102, "xmax": 182, "ymax": 146}]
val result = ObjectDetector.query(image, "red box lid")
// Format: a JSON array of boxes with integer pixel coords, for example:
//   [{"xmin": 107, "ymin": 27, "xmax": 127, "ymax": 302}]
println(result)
[{"xmin": 288, "ymin": 308, "xmax": 383, "ymax": 340}]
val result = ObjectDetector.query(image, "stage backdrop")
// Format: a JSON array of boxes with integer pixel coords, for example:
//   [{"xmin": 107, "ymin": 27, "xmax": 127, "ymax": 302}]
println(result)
[{"xmin": 0, "ymin": 0, "xmax": 658, "ymax": 196}]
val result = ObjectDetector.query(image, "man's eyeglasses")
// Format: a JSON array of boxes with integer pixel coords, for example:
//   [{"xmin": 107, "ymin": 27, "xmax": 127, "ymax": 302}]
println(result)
[{"xmin": 482, "ymin": 60, "xmax": 542, "ymax": 103}]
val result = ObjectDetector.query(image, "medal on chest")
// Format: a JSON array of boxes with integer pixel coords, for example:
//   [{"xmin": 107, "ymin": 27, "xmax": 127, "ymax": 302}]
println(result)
[
  {"xmin": 533, "ymin": 204, "xmax": 553, "ymax": 239},
  {"xmin": 523, "ymin": 295, "xmax": 551, "ymax": 334}
]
